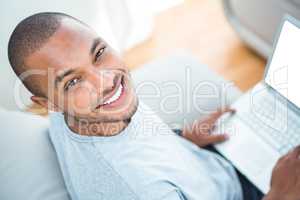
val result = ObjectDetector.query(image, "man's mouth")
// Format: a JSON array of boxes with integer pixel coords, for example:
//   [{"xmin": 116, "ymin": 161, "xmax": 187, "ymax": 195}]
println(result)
[
  {"xmin": 95, "ymin": 77, "xmax": 125, "ymax": 109},
  {"xmin": 102, "ymin": 83, "xmax": 123, "ymax": 105}
]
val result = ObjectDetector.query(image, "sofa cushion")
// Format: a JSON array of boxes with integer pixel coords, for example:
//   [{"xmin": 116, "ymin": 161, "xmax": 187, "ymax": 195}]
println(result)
[{"xmin": 0, "ymin": 110, "xmax": 70, "ymax": 200}]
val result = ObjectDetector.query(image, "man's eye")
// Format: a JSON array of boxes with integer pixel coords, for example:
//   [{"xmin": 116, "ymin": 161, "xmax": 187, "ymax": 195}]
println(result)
[
  {"xmin": 95, "ymin": 46, "xmax": 106, "ymax": 62},
  {"xmin": 64, "ymin": 78, "xmax": 80, "ymax": 91}
]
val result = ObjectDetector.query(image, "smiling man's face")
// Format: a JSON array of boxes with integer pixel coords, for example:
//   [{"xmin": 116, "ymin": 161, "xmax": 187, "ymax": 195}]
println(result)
[{"xmin": 27, "ymin": 18, "xmax": 138, "ymax": 124}]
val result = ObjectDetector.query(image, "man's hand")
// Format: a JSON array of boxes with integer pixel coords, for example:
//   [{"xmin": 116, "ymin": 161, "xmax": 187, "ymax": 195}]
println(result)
[
  {"xmin": 182, "ymin": 107, "xmax": 235, "ymax": 147},
  {"xmin": 264, "ymin": 146, "xmax": 300, "ymax": 200}
]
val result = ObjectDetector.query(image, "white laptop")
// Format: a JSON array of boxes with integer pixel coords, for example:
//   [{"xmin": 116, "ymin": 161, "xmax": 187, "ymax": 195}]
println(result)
[{"xmin": 213, "ymin": 15, "xmax": 300, "ymax": 194}]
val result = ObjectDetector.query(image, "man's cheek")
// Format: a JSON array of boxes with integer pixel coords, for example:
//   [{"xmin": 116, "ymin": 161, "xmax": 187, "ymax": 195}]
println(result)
[{"xmin": 69, "ymin": 88, "xmax": 96, "ymax": 114}]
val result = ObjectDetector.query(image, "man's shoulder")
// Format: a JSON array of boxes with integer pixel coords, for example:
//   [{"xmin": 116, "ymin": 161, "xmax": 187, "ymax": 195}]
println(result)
[
  {"xmin": 48, "ymin": 112, "xmax": 69, "ymax": 144},
  {"xmin": 49, "ymin": 112, "xmax": 64, "ymax": 132}
]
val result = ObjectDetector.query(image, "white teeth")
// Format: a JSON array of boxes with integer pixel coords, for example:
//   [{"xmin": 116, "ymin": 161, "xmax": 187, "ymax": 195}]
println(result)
[{"xmin": 102, "ymin": 84, "xmax": 123, "ymax": 105}]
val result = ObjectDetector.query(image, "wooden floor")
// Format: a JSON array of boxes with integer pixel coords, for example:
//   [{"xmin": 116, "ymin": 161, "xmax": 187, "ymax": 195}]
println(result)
[{"xmin": 124, "ymin": 0, "xmax": 266, "ymax": 92}]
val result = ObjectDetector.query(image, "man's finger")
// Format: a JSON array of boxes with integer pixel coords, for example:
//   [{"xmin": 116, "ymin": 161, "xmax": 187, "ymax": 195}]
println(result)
[
  {"xmin": 291, "ymin": 145, "xmax": 300, "ymax": 158},
  {"xmin": 221, "ymin": 107, "xmax": 236, "ymax": 114},
  {"xmin": 204, "ymin": 134, "xmax": 229, "ymax": 144},
  {"xmin": 210, "ymin": 107, "xmax": 236, "ymax": 120}
]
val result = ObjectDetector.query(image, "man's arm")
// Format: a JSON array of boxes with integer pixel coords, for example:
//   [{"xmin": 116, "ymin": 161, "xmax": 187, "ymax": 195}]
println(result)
[{"xmin": 263, "ymin": 146, "xmax": 300, "ymax": 200}]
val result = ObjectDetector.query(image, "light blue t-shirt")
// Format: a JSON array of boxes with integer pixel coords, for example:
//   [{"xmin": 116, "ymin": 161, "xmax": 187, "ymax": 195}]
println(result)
[{"xmin": 49, "ymin": 103, "xmax": 243, "ymax": 200}]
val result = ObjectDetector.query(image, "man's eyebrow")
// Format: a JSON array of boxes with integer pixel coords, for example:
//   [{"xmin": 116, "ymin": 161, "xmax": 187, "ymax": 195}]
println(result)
[
  {"xmin": 90, "ymin": 37, "xmax": 102, "ymax": 55},
  {"xmin": 55, "ymin": 68, "xmax": 76, "ymax": 87}
]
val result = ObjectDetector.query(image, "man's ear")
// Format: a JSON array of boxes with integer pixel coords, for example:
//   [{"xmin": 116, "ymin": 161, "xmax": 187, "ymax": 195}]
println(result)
[{"xmin": 31, "ymin": 96, "xmax": 60, "ymax": 112}]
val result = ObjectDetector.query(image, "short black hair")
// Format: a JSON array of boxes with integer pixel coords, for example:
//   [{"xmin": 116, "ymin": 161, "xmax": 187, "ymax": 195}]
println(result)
[{"xmin": 7, "ymin": 12, "xmax": 80, "ymax": 97}]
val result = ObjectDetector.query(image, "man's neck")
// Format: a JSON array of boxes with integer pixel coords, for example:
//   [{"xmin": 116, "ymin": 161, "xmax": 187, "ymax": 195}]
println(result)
[{"xmin": 64, "ymin": 114, "xmax": 130, "ymax": 137}]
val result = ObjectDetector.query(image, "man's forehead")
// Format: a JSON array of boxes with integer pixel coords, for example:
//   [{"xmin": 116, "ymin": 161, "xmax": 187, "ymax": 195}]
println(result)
[
  {"xmin": 47, "ymin": 18, "xmax": 98, "ymax": 51},
  {"xmin": 57, "ymin": 18, "xmax": 96, "ymax": 39},
  {"xmin": 26, "ymin": 19, "xmax": 100, "ymax": 73}
]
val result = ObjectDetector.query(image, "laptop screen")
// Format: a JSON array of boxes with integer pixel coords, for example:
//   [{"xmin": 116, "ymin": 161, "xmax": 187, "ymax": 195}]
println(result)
[{"xmin": 265, "ymin": 18, "xmax": 300, "ymax": 109}]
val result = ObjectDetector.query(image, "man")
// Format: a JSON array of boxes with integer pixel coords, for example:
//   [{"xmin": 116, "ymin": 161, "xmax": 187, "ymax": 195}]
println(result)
[{"xmin": 8, "ymin": 12, "xmax": 300, "ymax": 200}]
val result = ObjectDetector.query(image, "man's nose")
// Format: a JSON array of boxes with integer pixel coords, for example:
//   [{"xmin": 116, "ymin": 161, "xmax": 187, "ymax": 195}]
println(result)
[{"xmin": 89, "ymin": 70, "xmax": 116, "ymax": 95}]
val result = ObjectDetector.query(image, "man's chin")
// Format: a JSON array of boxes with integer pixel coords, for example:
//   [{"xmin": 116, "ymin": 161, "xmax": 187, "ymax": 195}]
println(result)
[{"xmin": 89, "ymin": 97, "xmax": 139, "ymax": 123}]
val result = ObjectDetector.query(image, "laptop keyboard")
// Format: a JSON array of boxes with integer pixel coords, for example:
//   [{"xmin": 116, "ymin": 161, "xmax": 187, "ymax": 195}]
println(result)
[{"xmin": 237, "ymin": 91, "xmax": 300, "ymax": 155}]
